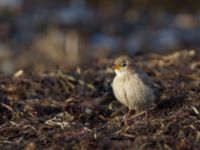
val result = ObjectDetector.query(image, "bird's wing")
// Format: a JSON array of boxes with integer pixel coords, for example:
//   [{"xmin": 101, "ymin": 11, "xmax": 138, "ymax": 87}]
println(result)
[
  {"xmin": 134, "ymin": 67, "xmax": 160, "ymax": 104},
  {"xmin": 134, "ymin": 67, "xmax": 154, "ymax": 88}
]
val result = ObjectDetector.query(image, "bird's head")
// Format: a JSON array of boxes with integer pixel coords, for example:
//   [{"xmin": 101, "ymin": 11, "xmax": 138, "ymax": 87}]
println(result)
[{"xmin": 112, "ymin": 56, "xmax": 132, "ymax": 75}]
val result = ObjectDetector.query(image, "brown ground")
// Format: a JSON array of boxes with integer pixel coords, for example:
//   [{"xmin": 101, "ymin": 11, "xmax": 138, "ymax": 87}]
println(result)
[{"xmin": 0, "ymin": 50, "xmax": 200, "ymax": 150}]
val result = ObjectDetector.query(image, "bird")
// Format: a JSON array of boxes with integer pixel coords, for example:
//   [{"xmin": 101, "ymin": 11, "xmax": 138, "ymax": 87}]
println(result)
[{"xmin": 111, "ymin": 56, "xmax": 155, "ymax": 125}]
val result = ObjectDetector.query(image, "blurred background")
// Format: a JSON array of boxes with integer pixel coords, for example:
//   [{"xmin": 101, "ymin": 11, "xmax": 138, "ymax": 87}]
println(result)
[{"xmin": 0, "ymin": 0, "xmax": 200, "ymax": 74}]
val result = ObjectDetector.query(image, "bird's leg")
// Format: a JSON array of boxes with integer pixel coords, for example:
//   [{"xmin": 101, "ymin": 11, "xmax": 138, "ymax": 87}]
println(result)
[
  {"xmin": 145, "ymin": 111, "xmax": 148, "ymax": 124},
  {"xmin": 124, "ymin": 109, "xmax": 132, "ymax": 126},
  {"xmin": 145, "ymin": 107, "xmax": 152, "ymax": 124}
]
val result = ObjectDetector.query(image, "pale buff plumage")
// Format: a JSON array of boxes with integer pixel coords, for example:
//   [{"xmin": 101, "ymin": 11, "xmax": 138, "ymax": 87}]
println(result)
[{"xmin": 112, "ymin": 56, "xmax": 155, "ymax": 113}]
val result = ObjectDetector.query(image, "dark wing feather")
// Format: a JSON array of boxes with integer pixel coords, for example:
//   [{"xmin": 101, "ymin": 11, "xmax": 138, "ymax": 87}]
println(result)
[
  {"xmin": 133, "ymin": 67, "xmax": 160, "ymax": 104},
  {"xmin": 133, "ymin": 67, "xmax": 154, "ymax": 88}
]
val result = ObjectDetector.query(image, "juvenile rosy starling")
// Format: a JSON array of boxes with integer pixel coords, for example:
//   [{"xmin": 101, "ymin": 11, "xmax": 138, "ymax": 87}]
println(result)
[{"xmin": 111, "ymin": 56, "xmax": 155, "ymax": 125}]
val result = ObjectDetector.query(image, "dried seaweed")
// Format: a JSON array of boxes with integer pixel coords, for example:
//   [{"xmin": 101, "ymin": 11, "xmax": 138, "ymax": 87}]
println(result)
[{"xmin": 0, "ymin": 50, "xmax": 200, "ymax": 149}]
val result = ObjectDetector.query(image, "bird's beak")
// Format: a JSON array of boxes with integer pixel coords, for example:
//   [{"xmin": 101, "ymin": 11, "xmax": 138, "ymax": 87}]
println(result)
[{"xmin": 111, "ymin": 64, "xmax": 121, "ymax": 70}]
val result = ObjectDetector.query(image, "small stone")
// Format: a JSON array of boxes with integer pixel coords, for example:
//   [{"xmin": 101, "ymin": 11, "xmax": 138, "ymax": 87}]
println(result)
[
  {"xmin": 25, "ymin": 142, "xmax": 36, "ymax": 150},
  {"xmin": 85, "ymin": 108, "xmax": 92, "ymax": 114}
]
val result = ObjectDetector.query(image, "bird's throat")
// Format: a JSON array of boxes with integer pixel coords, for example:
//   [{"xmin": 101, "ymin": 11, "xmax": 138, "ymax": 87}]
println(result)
[{"xmin": 115, "ymin": 70, "xmax": 128, "ymax": 77}]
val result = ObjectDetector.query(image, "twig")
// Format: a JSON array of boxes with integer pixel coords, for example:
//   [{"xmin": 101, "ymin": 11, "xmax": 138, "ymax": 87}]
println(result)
[
  {"xmin": 0, "ymin": 103, "xmax": 14, "ymax": 114},
  {"xmin": 0, "ymin": 140, "xmax": 16, "ymax": 144},
  {"xmin": 129, "ymin": 106, "xmax": 155, "ymax": 121},
  {"xmin": 191, "ymin": 106, "xmax": 200, "ymax": 115}
]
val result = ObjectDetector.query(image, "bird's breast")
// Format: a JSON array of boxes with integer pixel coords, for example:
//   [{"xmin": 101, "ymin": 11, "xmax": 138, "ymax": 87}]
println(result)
[
  {"xmin": 112, "ymin": 73, "xmax": 155, "ymax": 110},
  {"xmin": 112, "ymin": 75, "xmax": 129, "ymax": 107}
]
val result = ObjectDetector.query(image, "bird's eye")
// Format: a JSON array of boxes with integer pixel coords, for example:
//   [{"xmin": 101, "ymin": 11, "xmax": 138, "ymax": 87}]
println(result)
[{"xmin": 122, "ymin": 63, "xmax": 126, "ymax": 67}]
